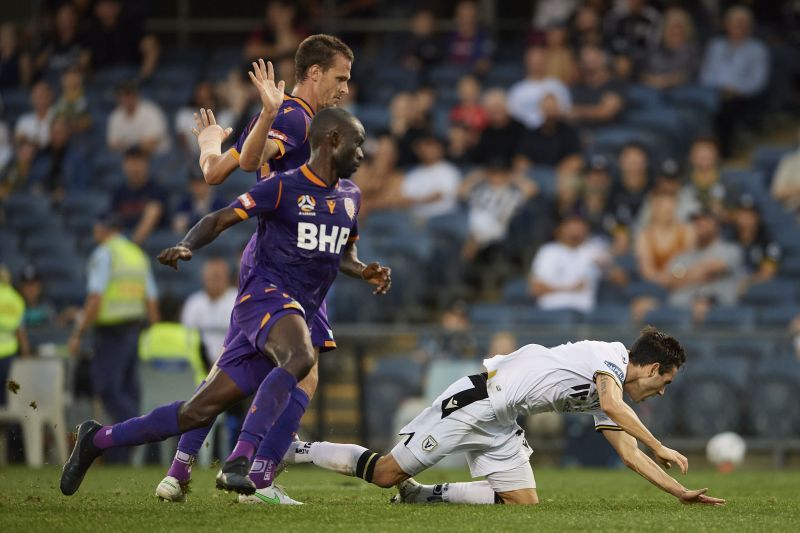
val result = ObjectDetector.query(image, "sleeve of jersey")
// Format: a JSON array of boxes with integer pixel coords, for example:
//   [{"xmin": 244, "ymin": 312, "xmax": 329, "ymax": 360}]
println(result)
[
  {"xmin": 228, "ymin": 176, "xmax": 283, "ymax": 219},
  {"xmin": 230, "ymin": 113, "xmax": 259, "ymax": 161},
  {"xmin": 348, "ymin": 194, "xmax": 361, "ymax": 242},
  {"xmin": 267, "ymin": 110, "xmax": 303, "ymax": 161},
  {"xmin": 593, "ymin": 412, "xmax": 622, "ymax": 432},
  {"xmin": 591, "ymin": 342, "xmax": 627, "ymax": 392}
]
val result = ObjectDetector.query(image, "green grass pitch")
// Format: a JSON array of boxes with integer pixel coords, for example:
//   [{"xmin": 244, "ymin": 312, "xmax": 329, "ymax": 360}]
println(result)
[{"xmin": 1, "ymin": 465, "xmax": 798, "ymax": 532}]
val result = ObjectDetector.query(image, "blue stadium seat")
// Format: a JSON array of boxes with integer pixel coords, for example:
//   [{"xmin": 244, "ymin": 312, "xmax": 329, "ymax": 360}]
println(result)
[
  {"xmin": 720, "ymin": 168, "xmax": 765, "ymax": 196},
  {"xmin": 24, "ymin": 233, "xmax": 78, "ymax": 258},
  {"xmin": 712, "ymin": 337, "xmax": 773, "ymax": 360},
  {"xmin": 64, "ymin": 212, "xmax": 96, "ymax": 235},
  {"xmin": 44, "ymin": 280, "xmax": 86, "ymax": 308},
  {"xmin": 741, "ymin": 278, "xmax": 798, "ymax": 307},
  {"xmin": 373, "ymin": 231, "xmax": 433, "ymax": 262},
  {"xmin": 643, "ymin": 307, "xmax": 691, "ymax": 330},
  {"xmin": 665, "ymin": 85, "xmax": 719, "ymax": 113},
  {"xmin": 625, "ymin": 84, "xmax": 663, "ymax": 109},
  {"xmin": 528, "ymin": 166, "xmax": 557, "ymax": 199},
  {"xmin": 372, "ymin": 67, "xmax": 419, "ymax": 104},
  {"xmin": 633, "ymin": 391, "xmax": 678, "ymax": 436},
  {"xmin": 328, "ymin": 276, "xmax": 378, "ymax": 323},
  {"xmin": 623, "ymin": 107, "xmax": 684, "ymax": 140},
  {"xmin": 585, "ymin": 305, "xmax": 631, "ymax": 326},
  {"xmin": 61, "ymin": 190, "xmax": 112, "ymax": 216},
  {"xmin": 678, "ymin": 357, "xmax": 748, "ymax": 436},
  {"xmin": 752, "ymin": 144, "xmax": 792, "ymax": 186},
  {"xmin": 702, "ymin": 306, "xmax": 756, "ymax": 330},
  {"xmin": 626, "ymin": 280, "xmax": 668, "ymax": 301},
  {"xmin": 0, "ymin": 232, "xmax": 20, "ymax": 257},
  {"xmin": 512, "ymin": 308, "xmax": 577, "ymax": 327},
  {"xmin": 355, "ymin": 105, "xmax": 391, "ymax": 133},
  {"xmin": 779, "ymin": 255, "xmax": 800, "ymax": 278},
  {"xmin": 425, "ymin": 210, "xmax": 469, "ymax": 242},
  {"xmin": 92, "ymin": 66, "xmax": 138, "ymax": 89},
  {"xmin": 487, "ymin": 62, "xmax": 524, "ymax": 87},
  {"xmin": 361, "ymin": 210, "xmax": 413, "ymax": 236},
  {"xmin": 757, "ymin": 306, "xmax": 800, "ymax": 328},
  {"xmin": 142, "ymin": 229, "xmax": 182, "ymax": 257},
  {"xmin": 748, "ymin": 359, "xmax": 800, "ymax": 437},
  {"xmin": 677, "ymin": 337, "xmax": 712, "ymax": 360},
  {"xmin": 371, "ymin": 356, "xmax": 423, "ymax": 395},
  {"xmin": 9, "ymin": 213, "xmax": 62, "ymax": 236},
  {"xmin": 468, "ymin": 303, "xmax": 514, "ymax": 328},
  {"xmin": 425, "ymin": 359, "xmax": 482, "ymax": 404},
  {"xmin": 4, "ymin": 193, "xmax": 51, "ymax": 219},
  {"xmin": 501, "ymin": 277, "xmax": 533, "ymax": 305},
  {"xmin": 34, "ymin": 254, "xmax": 85, "ymax": 282},
  {"xmin": 427, "ymin": 65, "xmax": 471, "ymax": 89}
]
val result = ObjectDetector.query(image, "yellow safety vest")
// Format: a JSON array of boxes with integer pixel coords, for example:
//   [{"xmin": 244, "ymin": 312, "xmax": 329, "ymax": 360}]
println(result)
[
  {"xmin": 0, "ymin": 284, "xmax": 25, "ymax": 358},
  {"xmin": 96, "ymin": 235, "xmax": 149, "ymax": 326},
  {"xmin": 138, "ymin": 322, "xmax": 205, "ymax": 385}
]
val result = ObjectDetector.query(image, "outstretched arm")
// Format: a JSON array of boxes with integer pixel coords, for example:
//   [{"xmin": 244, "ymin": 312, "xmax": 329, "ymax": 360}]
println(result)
[
  {"xmin": 603, "ymin": 430, "xmax": 725, "ymax": 506},
  {"xmin": 157, "ymin": 207, "xmax": 243, "ymax": 269},
  {"xmin": 194, "ymin": 108, "xmax": 238, "ymax": 185},
  {"xmin": 339, "ymin": 241, "xmax": 392, "ymax": 295},
  {"xmin": 239, "ymin": 59, "xmax": 285, "ymax": 172}
]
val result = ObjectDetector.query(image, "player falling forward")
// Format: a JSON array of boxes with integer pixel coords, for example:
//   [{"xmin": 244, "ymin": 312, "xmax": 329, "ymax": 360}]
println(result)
[
  {"xmin": 60, "ymin": 107, "xmax": 392, "ymax": 499},
  {"xmin": 287, "ymin": 328, "xmax": 725, "ymax": 506},
  {"xmin": 157, "ymin": 34, "xmax": 355, "ymax": 505}
]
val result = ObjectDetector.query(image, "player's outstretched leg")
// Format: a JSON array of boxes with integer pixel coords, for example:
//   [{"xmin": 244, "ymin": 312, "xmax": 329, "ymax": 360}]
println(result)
[{"xmin": 216, "ymin": 314, "xmax": 316, "ymax": 495}]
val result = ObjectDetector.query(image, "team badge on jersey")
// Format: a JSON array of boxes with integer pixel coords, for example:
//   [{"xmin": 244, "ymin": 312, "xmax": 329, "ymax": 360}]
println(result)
[
  {"xmin": 344, "ymin": 197, "xmax": 356, "ymax": 220},
  {"xmin": 297, "ymin": 195, "xmax": 316, "ymax": 214},
  {"xmin": 421, "ymin": 435, "xmax": 438, "ymax": 452},
  {"xmin": 238, "ymin": 193, "xmax": 256, "ymax": 209}
]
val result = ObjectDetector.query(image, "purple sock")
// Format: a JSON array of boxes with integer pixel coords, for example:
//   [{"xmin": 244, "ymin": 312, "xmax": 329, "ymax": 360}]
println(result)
[
  {"xmin": 166, "ymin": 450, "xmax": 194, "ymax": 482},
  {"xmin": 93, "ymin": 401, "xmax": 182, "ymax": 449},
  {"xmin": 250, "ymin": 388, "xmax": 309, "ymax": 488},
  {"xmin": 226, "ymin": 367, "xmax": 297, "ymax": 462},
  {"xmin": 165, "ymin": 380, "xmax": 215, "ymax": 481}
]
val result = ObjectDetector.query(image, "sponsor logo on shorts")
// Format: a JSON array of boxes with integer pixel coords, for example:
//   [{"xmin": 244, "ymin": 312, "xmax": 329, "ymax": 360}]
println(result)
[
  {"xmin": 238, "ymin": 193, "xmax": 256, "ymax": 209},
  {"xmin": 604, "ymin": 361, "xmax": 625, "ymax": 383},
  {"xmin": 421, "ymin": 435, "xmax": 438, "ymax": 452}
]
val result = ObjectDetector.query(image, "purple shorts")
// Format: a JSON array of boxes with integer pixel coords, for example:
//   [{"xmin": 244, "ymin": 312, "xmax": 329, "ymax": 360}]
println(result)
[{"xmin": 216, "ymin": 331, "xmax": 275, "ymax": 395}]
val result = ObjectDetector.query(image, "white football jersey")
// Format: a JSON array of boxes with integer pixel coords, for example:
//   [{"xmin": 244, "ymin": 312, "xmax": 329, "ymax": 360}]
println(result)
[{"xmin": 483, "ymin": 341, "xmax": 629, "ymax": 430}]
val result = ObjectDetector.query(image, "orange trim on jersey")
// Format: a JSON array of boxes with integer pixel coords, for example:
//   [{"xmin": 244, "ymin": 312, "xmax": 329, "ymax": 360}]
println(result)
[
  {"xmin": 272, "ymin": 138, "xmax": 286, "ymax": 159},
  {"xmin": 283, "ymin": 302, "xmax": 303, "ymax": 312},
  {"xmin": 259, "ymin": 163, "xmax": 271, "ymax": 179},
  {"xmin": 300, "ymin": 164, "xmax": 328, "ymax": 188},
  {"xmin": 238, "ymin": 294, "xmax": 252, "ymax": 304},
  {"xmin": 265, "ymin": 288, "xmax": 277, "ymax": 293},
  {"xmin": 284, "ymin": 94, "xmax": 315, "ymax": 117},
  {"xmin": 347, "ymin": 235, "xmax": 360, "ymax": 243},
  {"xmin": 275, "ymin": 179, "xmax": 283, "ymax": 208},
  {"xmin": 234, "ymin": 208, "xmax": 249, "ymax": 220},
  {"xmin": 259, "ymin": 312, "xmax": 272, "ymax": 329},
  {"xmin": 323, "ymin": 340, "xmax": 337, "ymax": 348},
  {"xmin": 229, "ymin": 148, "xmax": 241, "ymax": 161}
]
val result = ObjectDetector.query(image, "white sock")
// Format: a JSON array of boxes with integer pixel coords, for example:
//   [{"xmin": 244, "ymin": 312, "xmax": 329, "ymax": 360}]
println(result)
[
  {"xmin": 442, "ymin": 481, "xmax": 496, "ymax": 504},
  {"xmin": 291, "ymin": 441, "xmax": 373, "ymax": 477}
]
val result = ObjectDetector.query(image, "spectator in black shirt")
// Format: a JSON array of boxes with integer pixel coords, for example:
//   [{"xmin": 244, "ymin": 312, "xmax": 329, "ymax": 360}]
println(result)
[
  {"xmin": 731, "ymin": 194, "xmax": 781, "ymax": 294},
  {"xmin": 471, "ymin": 88, "xmax": 523, "ymax": 168},
  {"xmin": 0, "ymin": 23, "xmax": 32, "ymax": 88},
  {"xmin": 569, "ymin": 45, "xmax": 626, "ymax": 129},
  {"xmin": 603, "ymin": 0, "xmax": 661, "ymax": 78},
  {"xmin": 609, "ymin": 142, "xmax": 651, "ymax": 254},
  {"xmin": 514, "ymin": 93, "xmax": 583, "ymax": 175},
  {"xmin": 35, "ymin": 3, "xmax": 88, "ymax": 82},
  {"xmin": 402, "ymin": 9, "xmax": 443, "ymax": 77},
  {"xmin": 111, "ymin": 147, "xmax": 167, "ymax": 245}
]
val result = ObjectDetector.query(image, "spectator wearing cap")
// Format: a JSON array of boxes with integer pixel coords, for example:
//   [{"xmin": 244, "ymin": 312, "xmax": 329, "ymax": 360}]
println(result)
[
  {"xmin": 676, "ymin": 137, "xmax": 727, "ymax": 222},
  {"xmin": 401, "ymin": 133, "xmax": 461, "ymax": 220},
  {"xmin": 664, "ymin": 209, "xmax": 744, "ymax": 322},
  {"xmin": 507, "ymin": 45, "xmax": 571, "ymax": 130},
  {"xmin": 172, "ymin": 170, "xmax": 228, "ymax": 235},
  {"xmin": 771, "ymin": 128, "xmax": 800, "ymax": 213},
  {"xmin": 69, "ymin": 213, "xmax": 158, "ymax": 459},
  {"xmin": 0, "ymin": 265, "xmax": 30, "ymax": 405},
  {"xmin": 514, "ymin": 93, "xmax": 583, "ymax": 176},
  {"xmin": 568, "ymin": 45, "xmax": 626, "ymax": 129},
  {"xmin": 17, "ymin": 265, "xmax": 55, "ymax": 328},
  {"xmin": 14, "ymin": 80, "xmax": 54, "ymax": 149},
  {"xmin": 111, "ymin": 147, "xmax": 168, "ymax": 245},
  {"xmin": 107, "ymin": 80, "xmax": 170, "ymax": 155},
  {"xmin": 730, "ymin": 194, "xmax": 781, "ymax": 293},
  {"xmin": 528, "ymin": 213, "xmax": 611, "ymax": 313}
]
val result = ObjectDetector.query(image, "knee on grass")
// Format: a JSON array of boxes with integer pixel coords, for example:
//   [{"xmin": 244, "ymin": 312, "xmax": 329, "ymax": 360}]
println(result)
[{"xmin": 497, "ymin": 489, "xmax": 539, "ymax": 505}]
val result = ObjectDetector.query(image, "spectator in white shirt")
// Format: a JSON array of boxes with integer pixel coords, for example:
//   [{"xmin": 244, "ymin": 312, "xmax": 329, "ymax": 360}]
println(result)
[
  {"xmin": 401, "ymin": 133, "xmax": 461, "ymax": 220},
  {"xmin": 107, "ymin": 80, "xmax": 171, "ymax": 155},
  {"xmin": 181, "ymin": 258, "xmax": 237, "ymax": 366},
  {"xmin": 528, "ymin": 213, "xmax": 610, "ymax": 313},
  {"xmin": 14, "ymin": 80, "xmax": 53, "ymax": 148},
  {"xmin": 507, "ymin": 45, "xmax": 571, "ymax": 130}
]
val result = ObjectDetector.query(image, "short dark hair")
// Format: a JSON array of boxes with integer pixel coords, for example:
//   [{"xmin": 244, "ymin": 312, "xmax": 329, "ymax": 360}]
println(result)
[
  {"xmin": 629, "ymin": 326, "xmax": 686, "ymax": 374},
  {"xmin": 295, "ymin": 34, "xmax": 354, "ymax": 83},
  {"xmin": 308, "ymin": 107, "xmax": 359, "ymax": 146}
]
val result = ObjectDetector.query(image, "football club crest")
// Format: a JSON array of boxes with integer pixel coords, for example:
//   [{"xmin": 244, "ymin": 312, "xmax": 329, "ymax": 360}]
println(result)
[
  {"xmin": 421, "ymin": 435, "xmax": 438, "ymax": 452},
  {"xmin": 344, "ymin": 197, "xmax": 356, "ymax": 220},
  {"xmin": 297, "ymin": 195, "xmax": 316, "ymax": 213}
]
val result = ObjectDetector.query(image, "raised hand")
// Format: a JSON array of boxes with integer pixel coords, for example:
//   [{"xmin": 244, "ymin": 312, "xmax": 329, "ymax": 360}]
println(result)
[
  {"xmin": 157, "ymin": 245, "xmax": 193, "ymax": 271},
  {"xmin": 362, "ymin": 263, "xmax": 392, "ymax": 295},
  {"xmin": 192, "ymin": 108, "xmax": 233, "ymax": 143},
  {"xmin": 249, "ymin": 58, "xmax": 285, "ymax": 115},
  {"xmin": 679, "ymin": 488, "xmax": 726, "ymax": 506},
  {"xmin": 654, "ymin": 445, "xmax": 689, "ymax": 474}
]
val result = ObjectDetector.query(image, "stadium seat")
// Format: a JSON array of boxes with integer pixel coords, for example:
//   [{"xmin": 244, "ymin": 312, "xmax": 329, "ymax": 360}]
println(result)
[
  {"xmin": 3, "ymin": 192, "xmax": 51, "ymax": 219},
  {"xmin": 64, "ymin": 212, "xmax": 97, "ymax": 235},
  {"xmin": 625, "ymin": 84, "xmax": 663, "ymax": 109},
  {"xmin": 425, "ymin": 210, "xmax": 470, "ymax": 242},
  {"xmin": 26, "ymin": 325, "xmax": 71, "ymax": 354},
  {"xmin": 665, "ymin": 84, "xmax": 719, "ymax": 113},
  {"xmin": 741, "ymin": 279, "xmax": 798, "ymax": 307},
  {"xmin": 9, "ymin": 213, "xmax": 62, "ymax": 236},
  {"xmin": 512, "ymin": 308, "xmax": 577, "ymax": 328},
  {"xmin": 44, "ymin": 280, "xmax": 86, "ymax": 308},
  {"xmin": 721, "ymin": 168, "xmax": 766, "ymax": 196},
  {"xmin": 748, "ymin": 359, "xmax": 800, "ymax": 437},
  {"xmin": 355, "ymin": 105, "xmax": 391, "ymax": 133},
  {"xmin": 487, "ymin": 62, "xmax": 524, "ymax": 87},
  {"xmin": 585, "ymin": 305, "xmax": 631, "ymax": 326},
  {"xmin": 424, "ymin": 359, "xmax": 482, "ymax": 404},
  {"xmin": 678, "ymin": 357, "xmax": 748, "ymax": 437},
  {"xmin": 142, "ymin": 229, "xmax": 182, "ymax": 258},
  {"xmin": 676, "ymin": 336, "xmax": 712, "ymax": 360},
  {"xmin": 633, "ymin": 390, "xmax": 678, "ymax": 437},
  {"xmin": 468, "ymin": 303, "xmax": 514, "ymax": 328},
  {"xmin": 702, "ymin": 306, "xmax": 756, "ymax": 331},
  {"xmin": 501, "ymin": 277, "xmax": 534, "ymax": 305},
  {"xmin": 371, "ymin": 356, "xmax": 423, "ymax": 396},
  {"xmin": 780, "ymin": 255, "xmax": 800, "ymax": 279},
  {"xmin": 61, "ymin": 190, "xmax": 112, "ymax": 217},
  {"xmin": 92, "ymin": 66, "xmax": 138, "ymax": 89},
  {"xmin": 0, "ymin": 231, "xmax": 20, "ymax": 257},
  {"xmin": 627, "ymin": 278, "xmax": 668, "ymax": 301},
  {"xmin": 623, "ymin": 107, "xmax": 684, "ymax": 141},
  {"xmin": 752, "ymin": 144, "xmax": 793, "ymax": 187},
  {"xmin": 427, "ymin": 65, "xmax": 472, "ymax": 90},
  {"xmin": 642, "ymin": 307, "xmax": 691, "ymax": 330},
  {"xmin": 23, "ymin": 233, "xmax": 78, "ymax": 258},
  {"xmin": 361, "ymin": 210, "xmax": 413, "ymax": 236},
  {"xmin": 712, "ymin": 337, "xmax": 773, "ymax": 360},
  {"xmin": 757, "ymin": 306, "xmax": 800, "ymax": 328},
  {"xmin": 528, "ymin": 166, "xmax": 557, "ymax": 199}
]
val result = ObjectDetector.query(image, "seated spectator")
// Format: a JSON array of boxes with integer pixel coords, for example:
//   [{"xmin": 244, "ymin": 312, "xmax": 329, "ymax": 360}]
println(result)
[
  {"xmin": 567, "ymin": 4, "xmax": 604, "ymax": 50},
  {"xmin": 635, "ymin": 158, "xmax": 683, "ymax": 227},
  {"xmin": 507, "ymin": 45, "xmax": 571, "ymax": 130},
  {"xmin": 579, "ymin": 156, "xmax": 615, "ymax": 240},
  {"xmin": 391, "ymin": 89, "xmax": 434, "ymax": 168},
  {"xmin": 172, "ymin": 171, "xmax": 228, "ymax": 235},
  {"xmin": 771, "ymin": 129, "xmax": 800, "ymax": 213},
  {"xmin": 446, "ymin": 123, "xmax": 474, "ymax": 168},
  {"xmin": 14, "ymin": 80, "xmax": 54, "ymax": 148},
  {"xmin": 700, "ymin": 6, "xmax": 769, "ymax": 157},
  {"xmin": 603, "ymin": 0, "xmax": 661, "ymax": 78},
  {"xmin": 471, "ymin": 89, "xmax": 524, "ymax": 167},
  {"xmin": 401, "ymin": 9, "xmax": 443, "ymax": 75},
  {"xmin": 52, "ymin": 66, "xmax": 91, "ymax": 133},
  {"xmin": 181, "ymin": 258, "xmax": 237, "ymax": 366},
  {"xmin": 0, "ymin": 22, "xmax": 32, "ymax": 88},
  {"xmin": 107, "ymin": 80, "xmax": 170, "ymax": 155},
  {"xmin": 514, "ymin": 93, "xmax": 582, "ymax": 174},
  {"xmin": 175, "ymin": 81, "xmax": 234, "ymax": 156},
  {"xmin": 401, "ymin": 133, "xmax": 461, "ymax": 220},
  {"xmin": 609, "ymin": 142, "xmax": 651, "ymax": 252},
  {"xmin": 30, "ymin": 116, "xmax": 88, "ymax": 201},
  {"xmin": 18, "ymin": 265, "xmax": 55, "ymax": 329},
  {"xmin": 35, "ymin": 3, "xmax": 88, "ymax": 81},
  {"xmin": 676, "ymin": 137, "xmax": 726, "ymax": 221},
  {"xmin": 84, "ymin": 0, "xmax": 159, "ymax": 80},
  {"xmin": 353, "ymin": 135, "xmax": 406, "ymax": 217},
  {"xmin": 731, "ymin": 194, "xmax": 781, "ymax": 293},
  {"xmin": 449, "ymin": 75, "xmax": 488, "ymax": 143},
  {"xmin": 665, "ymin": 210, "xmax": 743, "ymax": 322},
  {"xmin": 243, "ymin": 1, "xmax": 304, "ymax": 62},
  {"xmin": 640, "ymin": 8, "xmax": 700, "ymax": 90},
  {"xmin": 0, "ymin": 140, "xmax": 39, "ymax": 197},
  {"xmin": 569, "ymin": 45, "xmax": 626, "ymax": 128},
  {"xmin": 446, "ymin": 0, "xmax": 493, "ymax": 75},
  {"xmin": 0, "ymin": 119, "xmax": 10, "ymax": 173},
  {"xmin": 635, "ymin": 191, "xmax": 695, "ymax": 287},
  {"xmin": 542, "ymin": 23, "xmax": 578, "ymax": 86},
  {"xmin": 111, "ymin": 147, "xmax": 167, "ymax": 244},
  {"xmin": 528, "ymin": 213, "xmax": 610, "ymax": 313}
]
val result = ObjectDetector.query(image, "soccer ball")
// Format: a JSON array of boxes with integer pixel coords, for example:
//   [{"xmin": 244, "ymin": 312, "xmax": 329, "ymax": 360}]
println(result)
[{"xmin": 705, "ymin": 432, "xmax": 746, "ymax": 472}]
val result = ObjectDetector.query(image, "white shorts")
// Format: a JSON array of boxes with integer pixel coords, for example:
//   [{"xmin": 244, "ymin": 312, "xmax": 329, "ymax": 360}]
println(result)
[{"xmin": 390, "ymin": 373, "xmax": 535, "ymax": 493}]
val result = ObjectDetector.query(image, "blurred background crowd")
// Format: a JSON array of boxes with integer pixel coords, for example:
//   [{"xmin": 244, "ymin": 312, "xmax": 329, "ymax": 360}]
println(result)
[{"xmin": 1, "ymin": 0, "xmax": 800, "ymax": 466}]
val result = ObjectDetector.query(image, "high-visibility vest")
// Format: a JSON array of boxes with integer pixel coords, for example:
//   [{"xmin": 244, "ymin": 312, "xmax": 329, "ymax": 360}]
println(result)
[
  {"xmin": 138, "ymin": 322, "xmax": 205, "ymax": 385},
  {"xmin": 0, "ymin": 284, "xmax": 25, "ymax": 358},
  {"xmin": 96, "ymin": 235, "xmax": 149, "ymax": 326}
]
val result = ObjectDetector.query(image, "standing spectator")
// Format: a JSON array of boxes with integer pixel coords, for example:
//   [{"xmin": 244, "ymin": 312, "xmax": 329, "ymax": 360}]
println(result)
[
  {"xmin": 569, "ymin": 45, "xmax": 626, "ymax": 128},
  {"xmin": 107, "ymin": 81, "xmax": 170, "ymax": 155},
  {"xmin": 665, "ymin": 210, "xmax": 743, "ymax": 321},
  {"xmin": 543, "ymin": 23, "xmax": 579, "ymax": 86},
  {"xmin": 175, "ymin": 81, "xmax": 234, "ymax": 156},
  {"xmin": 401, "ymin": 9, "xmax": 443, "ymax": 75},
  {"xmin": 52, "ymin": 66, "xmax": 91, "ymax": 133},
  {"xmin": 14, "ymin": 81, "xmax": 54, "ymax": 148},
  {"xmin": 449, "ymin": 75, "xmax": 488, "ymax": 143},
  {"xmin": 507, "ymin": 45, "xmax": 571, "ymax": 130},
  {"xmin": 771, "ymin": 130, "xmax": 800, "ymax": 213},
  {"xmin": 172, "ymin": 171, "xmax": 228, "ymax": 235},
  {"xmin": 84, "ymin": 0, "xmax": 159, "ymax": 80},
  {"xmin": 243, "ymin": 0, "xmax": 305, "ymax": 62},
  {"xmin": 472, "ymin": 89, "xmax": 524, "ymax": 167},
  {"xmin": 68, "ymin": 213, "xmax": 158, "ymax": 461},
  {"xmin": 401, "ymin": 133, "xmax": 461, "ymax": 220},
  {"xmin": 604, "ymin": 0, "xmax": 661, "ymax": 78},
  {"xmin": 676, "ymin": 137, "xmax": 726, "ymax": 222},
  {"xmin": 640, "ymin": 8, "xmax": 700, "ymax": 90},
  {"xmin": 17, "ymin": 265, "xmax": 54, "ymax": 329},
  {"xmin": 700, "ymin": 6, "xmax": 769, "ymax": 157},
  {"xmin": 35, "ymin": 3, "xmax": 88, "ymax": 81},
  {"xmin": 0, "ymin": 23, "xmax": 32, "ymax": 89},
  {"xmin": 528, "ymin": 213, "xmax": 609, "ymax": 313},
  {"xmin": 731, "ymin": 194, "xmax": 781, "ymax": 293},
  {"xmin": 30, "ymin": 116, "xmax": 88, "ymax": 200},
  {"xmin": 635, "ymin": 191, "xmax": 695, "ymax": 287},
  {"xmin": 111, "ymin": 147, "xmax": 167, "ymax": 245},
  {"xmin": 514, "ymin": 93, "xmax": 583, "ymax": 174},
  {"xmin": 446, "ymin": 0, "xmax": 493, "ymax": 74},
  {"xmin": 180, "ymin": 258, "xmax": 237, "ymax": 367},
  {"xmin": 0, "ymin": 265, "xmax": 30, "ymax": 405}
]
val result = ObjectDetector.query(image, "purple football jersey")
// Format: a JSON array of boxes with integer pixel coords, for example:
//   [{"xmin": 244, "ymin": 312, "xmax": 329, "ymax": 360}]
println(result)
[{"xmin": 229, "ymin": 163, "xmax": 361, "ymax": 318}]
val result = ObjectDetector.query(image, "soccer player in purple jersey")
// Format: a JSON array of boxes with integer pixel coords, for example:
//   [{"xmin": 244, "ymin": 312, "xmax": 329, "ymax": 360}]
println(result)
[
  {"xmin": 156, "ymin": 35, "xmax": 354, "ymax": 504},
  {"xmin": 60, "ymin": 107, "xmax": 392, "ymax": 498}
]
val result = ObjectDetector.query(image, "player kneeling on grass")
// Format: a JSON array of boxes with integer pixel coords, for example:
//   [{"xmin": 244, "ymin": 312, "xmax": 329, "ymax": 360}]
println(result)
[{"xmin": 287, "ymin": 327, "xmax": 725, "ymax": 506}]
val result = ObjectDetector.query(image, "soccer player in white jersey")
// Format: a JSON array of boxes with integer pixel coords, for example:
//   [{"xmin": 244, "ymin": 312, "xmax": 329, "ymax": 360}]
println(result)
[{"xmin": 287, "ymin": 327, "xmax": 725, "ymax": 506}]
